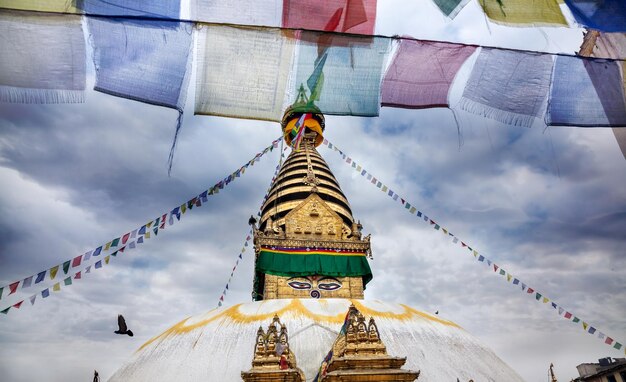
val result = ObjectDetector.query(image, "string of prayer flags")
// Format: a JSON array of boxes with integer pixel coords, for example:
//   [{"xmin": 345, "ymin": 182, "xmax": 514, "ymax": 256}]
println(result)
[
  {"xmin": 217, "ymin": 229, "xmax": 254, "ymax": 307},
  {"xmin": 432, "ymin": 0, "xmax": 471, "ymax": 19},
  {"xmin": 80, "ymin": 0, "xmax": 180, "ymax": 19},
  {"xmin": 192, "ymin": 0, "xmax": 281, "ymax": 27},
  {"xmin": 548, "ymin": 55, "xmax": 626, "ymax": 127},
  {"xmin": 459, "ymin": 48, "xmax": 553, "ymax": 127},
  {"xmin": 87, "ymin": 17, "xmax": 194, "ymax": 173},
  {"xmin": 479, "ymin": 0, "xmax": 567, "ymax": 27},
  {"xmin": 282, "ymin": 0, "xmax": 377, "ymax": 35},
  {"xmin": 382, "ymin": 39, "xmax": 476, "ymax": 109},
  {"xmin": 565, "ymin": 0, "xmax": 626, "ymax": 33},
  {"xmin": 292, "ymin": 31, "xmax": 390, "ymax": 116},
  {"xmin": 195, "ymin": 25, "xmax": 296, "ymax": 122},
  {"xmin": 1, "ymin": 138, "xmax": 281, "ymax": 311},
  {"xmin": 0, "ymin": 10, "xmax": 85, "ymax": 104},
  {"xmin": 323, "ymin": 138, "xmax": 625, "ymax": 353}
]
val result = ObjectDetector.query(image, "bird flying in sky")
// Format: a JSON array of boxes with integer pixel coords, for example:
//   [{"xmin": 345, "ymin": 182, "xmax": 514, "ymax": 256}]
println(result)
[{"xmin": 114, "ymin": 314, "xmax": 134, "ymax": 337}]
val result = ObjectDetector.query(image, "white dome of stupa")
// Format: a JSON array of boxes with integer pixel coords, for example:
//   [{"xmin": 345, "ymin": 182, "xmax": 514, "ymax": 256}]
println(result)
[{"xmin": 109, "ymin": 298, "xmax": 524, "ymax": 382}]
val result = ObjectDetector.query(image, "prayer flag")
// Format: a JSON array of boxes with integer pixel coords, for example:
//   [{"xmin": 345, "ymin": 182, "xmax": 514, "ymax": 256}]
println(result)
[
  {"xmin": 104, "ymin": 241, "xmax": 111, "ymax": 251},
  {"xmin": 93, "ymin": 246, "xmax": 102, "ymax": 257},
  {"xmin": 527, "ymin": 287, "xmax": 534, "ymax": 293},
  {"xmin": 282, "ymin": 0, "xmax": 377, "ymax": 34},
  {"xmin": 588, "ymin": 326, "xmax": 596, "ymax": 334},
  {"xmin": 64, "ymin": 277, "xmax": 72, "ymax": 286},
  {"xmin": 460, "ymin": 48, "xmax": 553, "ymax": 127},
  {"xmin": 62, "ymin": 260, "xmax": 70, "ymax": 274},
  {"xmin": 606, "ymin": 337, "xmax": 614, "ymax": 345},
  {"xmin": 548, "ymin": 56, "xmax": 626, "ymax": 126},
  {"xmin": 564, "ymin": 312, "xmax": 572, "ymax": 319},
  {"xmin": 137, "ymin": 236, "xmax": 144, "ymax": 244},
  {"xmin": 41, "ymin": 288, "xmax": 49, "ymax": 298},
  {"xmin": 0, "ymin": 307, "xmax": 9, "ymax": 314},
  {"xmin": 53, "ymin": 282, "xmax": 60, "ymax": 292},
  {"xmin": 494, "ymin": 264, "xmax": 499, "ymax": 272},
  {"xmin": 500, "ymin": 269, "xmax": 506, "ymax": 276},
  {"xmin": 9, "ymin": 281, "xmax": 19, "ymax": 295},
  {"xmin": 478, "ymin": 255, "xmax": 485, "ymax": 262},
  {"xmin": 85, "ymin": 265, "xmax": 91, "ymax": 273},
  {"xmin": 479, "ymin": 0, "xmax": 566, "ymax": 26},
  {"xmin": 83, "ymin": 250, "xmax": 92, "ymax": 262},
  {"xmin": 22, "ymin": 276, "xmax": 33, "ymax": 289},
  {"xmin": 80, "ymin": 0, "xmax": 180, "ymax": 19},
  {"xmin": 13, "ymin": 301, "xmax": 23, "ymax": 309},
  {"xmin": 383, "ymin": 39, "xmax": 476, "ymax": 109},
  {"xmin": 111, "ymin": 237, "xmax": 120, "ymax": 247},
  {"xmin": 129, "ymin": 241, "xmax": 136, "ymax": 249},
  {"xmin": 507, "ymin": 274, "xmax": 512, "ymax": 281},
  {"xmin": 195, "ymin": 25, "xmax": 296, "ymax": 122},
  {"xmin": 598, "ymin": 332, "xmax": 605, "ymax": 340},
  {"xmin": 131, "ymin": 229, "xmax": 138, "ymax": 239},
  {"xmin": 409, "ymin": 207, "xmax": 416, "ymax": 214},
  {"xmin": 432, "ymin": 0, "xmax": 471, "ymax": 18},
  {"xmin": 74, "ymin": 271, "xmax": 81, "ymax": 280},
  {"xmin": 293, "ymin": 31, "xmax": 391, "ymax": 116},
  {"xmin": 0, "ymin": 11, "xmax": 85, "ymax": 104},
  {"xmin": 543, "ymin": 297, "xmax": 549, "ymax": 303},
  {"xmin": 193, "ymin": 0, "xmax": 281, "ymax": 27},
  {"xmin": 72, "ymin": 255, "xmax": 82, "ymax": 268},
  {"xmin": 29, "ymin": 294, "xmax": 36, "ymax": 305},
  {"xmin": 393, "ymin": 194, "xmax": 399, "ymax": 201},
  {"xmin": 35, "ymin": 271, "xmax": 45, "ymax": 284},
  {"xmin": 564, "ymin": 0, "xmax": 626, "ymax": 32},
  {"xmin": 573, "ymin": 317, "xmax": 580, "ymax": 323},
  {"xmin": 558, "ymin": 307, "xmax": 564, "ymax": 315},
  {"xmin": 614, "ymin": 342, "xmax": 622, "ymax": 350},
  {"xmin": 513, "ymin": 278, "xmax": 519, "ymax": 285},
  {"xmin": 122, "ymin": 233, "xmax": 130, "ymax": 245},
  {"xmin": 0, "ymin": 0, "xmax": 80, "ymax": 13},
  {"xmin": 95, "ymin": 260, "xmax": 102, "ymax": 269},
  {"xmin": 105, "ymin": 256, "xmax": 110, "ymax": 265}
]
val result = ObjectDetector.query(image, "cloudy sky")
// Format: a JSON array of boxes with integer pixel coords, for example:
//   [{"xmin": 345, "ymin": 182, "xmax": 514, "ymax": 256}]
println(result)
[{"xmin": 1, "ymin": 1, "xmax": 625, "ymax": 382}]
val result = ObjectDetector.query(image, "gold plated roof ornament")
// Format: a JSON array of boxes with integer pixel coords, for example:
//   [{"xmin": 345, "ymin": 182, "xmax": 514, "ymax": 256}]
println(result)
[{"xmin": 282, "ymin": 84, "xmax": 325, "ymax": 148}]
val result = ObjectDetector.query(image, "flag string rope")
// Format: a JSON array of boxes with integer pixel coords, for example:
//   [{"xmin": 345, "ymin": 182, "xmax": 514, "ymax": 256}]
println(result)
[
  {"xmin": 1, "ymin": 10, "xmax": 624, "ymax": 62},
  {"xmin": 322, "ymin": 138, "xmax": 625, "ymax": 354},
  {"xmin": 217, "ymin": 144, "xmax": 287, "ymax": 307},
  {"xmin": 0, "ymin": 137, "xmax": 283, "ymax": 315}
]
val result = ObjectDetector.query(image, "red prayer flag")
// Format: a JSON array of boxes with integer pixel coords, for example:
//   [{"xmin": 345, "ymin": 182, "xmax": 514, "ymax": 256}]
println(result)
[
  {"xmin": 606, "ymin": 337, "xmax": 614, "ymax": 345},
  {"xmin": 13, "ymin": 301, "xmax": 23, "ymax": 309},
  {"xmin": 9, "ymin": 281, "xmax": 19, "ymax": 295},
  {"xmin": 564, "ymin": 312, "xmax": 572, "ymax": 319},
  {"xmin": 72, "ymin": 255, "xmax": 82, "ymax": 268},
  {"xmin": 122, "ymin": 232, "xmax": 130, "ymax": 245},
  {"xmin": 527, "ymin": 288, "xmax": 534, "ymax": 294},
  {"xmin": 493, "ymin": 264, "xmax": 499, "ymax": 272},
  {"xmin": 282, "ymin": 0, "xmax": 376, "ymax": 35},
  {"xmin": 74, "ymin": 271, "xmax": 82, "ymax": 280}
]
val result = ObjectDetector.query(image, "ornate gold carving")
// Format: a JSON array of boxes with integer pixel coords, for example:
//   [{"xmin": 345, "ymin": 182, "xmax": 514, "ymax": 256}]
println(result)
[
  {"xmin": 319, "ymin": 305, "xmax": 420, "ymax": 382},
  {"xmin": 242, "ymin": 315, "xmax": 305, "ymax": 382}
]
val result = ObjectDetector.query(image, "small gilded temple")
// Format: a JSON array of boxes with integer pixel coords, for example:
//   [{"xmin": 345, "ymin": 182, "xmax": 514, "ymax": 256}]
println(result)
[{"xmin": 109, "ymin": 97, "xmax": 525, "ymax": 382}]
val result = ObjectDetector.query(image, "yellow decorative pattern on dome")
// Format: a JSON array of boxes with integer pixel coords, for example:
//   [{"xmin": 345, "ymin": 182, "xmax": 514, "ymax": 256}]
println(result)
[{"xmin": 138, "ymin": 300, "xmax": 459, "ymax": 352}]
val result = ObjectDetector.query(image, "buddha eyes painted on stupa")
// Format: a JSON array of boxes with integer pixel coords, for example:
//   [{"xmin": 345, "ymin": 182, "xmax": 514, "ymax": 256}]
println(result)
[{"xmin": 287, "ymin": 276, "xmax": 342, "ymax": 297}]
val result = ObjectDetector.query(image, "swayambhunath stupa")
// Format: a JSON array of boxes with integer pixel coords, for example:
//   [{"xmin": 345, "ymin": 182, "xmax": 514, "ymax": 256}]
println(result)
[{"xmin": 0, "ymin": 1, "xmax": 625, "ymax": 382}]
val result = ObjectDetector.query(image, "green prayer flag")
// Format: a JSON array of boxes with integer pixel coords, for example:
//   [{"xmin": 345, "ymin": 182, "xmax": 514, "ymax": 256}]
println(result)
[
  {"xmin": 535, "ymin": 292, "xmax": 542, "ymax": 300},
  {"xmin": 614, "ymin": 342, "xmax": 622, "ymax": 350},
  {"xmin": 499, "ymin": 269, "xmax": 506, "ymax": 275},
  {"xmin": 62, "ymin": 260, "xmax": 71, "ymax": 274},
  {"xmin": 573, "ymin": 317, "xmax": 580, "ymax": 323},
  {"xmin": 1, "ymin": 306, "xmax": 9, "ymax": 314},
  {"xmin": 64, "ymin": 277, "xmax": 72, "ymax": 286},
  {"xmin": 111, "ymin": 251, "xmax": 118, "ymax": 257},
  {"xmin": 432, "ymin": 0, "xmax": 469, "ymax": 18},
  {"xmin": 111, "ymin": 237, "xmax": 120, "ymax": 247}
]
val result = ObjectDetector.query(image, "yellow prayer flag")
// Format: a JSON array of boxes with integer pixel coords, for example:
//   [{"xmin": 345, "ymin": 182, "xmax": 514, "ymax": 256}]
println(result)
[
  {"xmin": 382, "ymin": 185, "xmax": 388, "ymax": 192},
  {"xmin": 543, "ymin": 297, "xmax": 549, "ymax": 303},
  {"xmin": 507, "ymin": 274, "xmax": 512, "ymax": 282},
  {"xmin": 181, "ymin": 204, "xmax": 187, "ymax": 214},
  {"xmin": 583, "ymin": 322, "xmax": 588, "ymax": 330},
  {"xmin": 53, "ymin": 282, "xmax": 60, "ymax": 291},
  {"xmin": 105, "ymin": 255, "xmax": 110, "ymax": 265},
  {"xmin": 104, "ymin": 241, "xmax": 111, "ymax": 251},
  {"xmin": 146, "ymin": 221, "xmax": 153, "ymax": 229},
  {"xmin": 49, "ymin": 266, "xmax": 59, "ymax": 280},
  {"xmin": 144, "ymin": 231, "xmax": 150, "ymax": 239},
  {"xmin": 357, "ymin": 165, "xmax": 362, "ymax": 172},
  {"xmin": 479, "ymin": 0, "xmax": 566, "ymax": 26},
  {"xmin": 473, "ymin": 250, "xmax": 478, "ymax": 257},
  {"xmin": 0, "ymin": 0, "xmax": 80, "ymax": 13},
  {"xmin": 409, "ymin": 207, "xmax": 416, "ymax": 214},
  {"xmin": 443, "ymin": 228, "xmax": 448, "ymax": 235}
]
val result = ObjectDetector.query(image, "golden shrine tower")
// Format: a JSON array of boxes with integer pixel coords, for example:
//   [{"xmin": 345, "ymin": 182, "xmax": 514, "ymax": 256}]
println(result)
[{"xmin": 109, "ymin": 100, "xmax": 526, "ymax": 382}]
